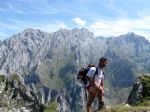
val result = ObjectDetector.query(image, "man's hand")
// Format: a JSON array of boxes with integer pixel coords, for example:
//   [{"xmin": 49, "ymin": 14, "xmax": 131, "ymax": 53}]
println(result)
[
  {"xmin": 99, "ymin": 86, "xmax": 105, "ymax": 96},
  {"xmin": 94, "ymin": 82, "xmax": 104, "ymax": 96}
]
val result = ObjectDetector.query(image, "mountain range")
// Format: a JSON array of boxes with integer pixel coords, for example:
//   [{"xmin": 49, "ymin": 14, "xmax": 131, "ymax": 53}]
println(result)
[{"xmin": 0, "ymin": 28, "xmax": 150, "ymax": 111}]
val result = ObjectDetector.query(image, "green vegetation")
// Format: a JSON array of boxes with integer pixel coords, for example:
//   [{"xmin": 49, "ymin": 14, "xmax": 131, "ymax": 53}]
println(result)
[
  {"xmin": 102, "ymin": 105, "xmax": 150, "ymax": 112},
  {"xmin": 0, "ymin": 75, "xmax": 5, "ymax": 82},
  {"xmin": 140, "ymin": 75, "xmax": 150, "ymax": 92},
  {"xmin": 44, "ymin": 101, "xmax": 58, "ymax": 112},
  {"xmin": 136, "ymin": 100, "xmax": 150, "ymax": 106},
  {"xmin": 10, "ymin": 74, "xmax": 20, "ymax": 82},
  {"xmin": 138, "ymin": 75, "xmax": 150, "ymax": 103}
]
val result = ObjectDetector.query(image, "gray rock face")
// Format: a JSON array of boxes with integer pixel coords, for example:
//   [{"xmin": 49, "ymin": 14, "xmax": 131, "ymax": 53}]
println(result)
[
  {"xmin": 0, "ymin": 74, "xmax": 44, "ymax": 112},
  {"xmin": 126, "ymin": 75, "xmax": 150, "ymax": 105},
  {"xmin": 126, "ymin": 80, "xmax": 143, "ymax": 105},
  {"xmin": 0, "ymin": 28, "xmax": 150, "ymax": 111}
]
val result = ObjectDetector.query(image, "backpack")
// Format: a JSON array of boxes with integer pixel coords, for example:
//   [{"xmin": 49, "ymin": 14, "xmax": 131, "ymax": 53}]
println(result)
[
  {"xmin": 77, "ymin": 64, "xmax": 98, "ymax": 85},
  {"xmin": 77, "ymin": 64, "xmax": 98, "ymax": 98}
]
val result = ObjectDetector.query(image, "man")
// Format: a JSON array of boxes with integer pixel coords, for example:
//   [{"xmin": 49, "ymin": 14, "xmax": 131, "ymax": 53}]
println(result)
[{"xmin": 86, "ymin": 57, "xmax": 107, "ymax": 112}]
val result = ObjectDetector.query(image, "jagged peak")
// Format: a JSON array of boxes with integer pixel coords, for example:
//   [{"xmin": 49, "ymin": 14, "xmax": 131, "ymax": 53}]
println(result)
[
  {"xmin": 55, "ymin": 28, "xmax": 70, "ymax": 34},
  {"xmin": 117, "ymin": 32, "xmax": 150, "ymax": 44},
  {"xmin": 56, "ymin": 28, "xmax": 92, "ymax": 34},
  {"xmin": 127, "ymin": 32, "xmax": 136, "ymax": 36},
  {"xmin": 51, "ymin": 28, "xmax": 94, "ymax": 40},
  {"xmin": 72, "ymin": 28, "xmax": 91, "ymax": 33},
  {"xmin": 58, "ymin": 28, "xmax": 69, "ymax": 32},
  {"xmin": 22, "ymin": 28, "xmax": 48, "ymax": 34},
  {"xmin": 72, "ymin": 28, "xmax": 94, "ymax": 37},
  {"xmin": 24, "ymin": 28, "xmax": 36, "ymax": 32},
  {"xmin": 16, "ymin": 28, "xmax": 49, "ymax": 40},
  {"xmin": 117, "ymin": 32, "xmax": 137, "ymax": 38},
  {"xmin": 3, "ymin": 28, "xmax": 49, "ymax": 48},
  {"xmin": 119, "ymin": 32, "xmax": 143, "ymax": 38}
]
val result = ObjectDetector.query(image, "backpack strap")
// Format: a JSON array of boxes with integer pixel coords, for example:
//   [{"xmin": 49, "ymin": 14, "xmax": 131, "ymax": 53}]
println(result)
[
  {"xmin": 95, "ymin": 67, "xmax": 98, "ymax": 75},
  {"xmin": 93, "ymin": 67, "xmax": 98, "ymax": 80}
]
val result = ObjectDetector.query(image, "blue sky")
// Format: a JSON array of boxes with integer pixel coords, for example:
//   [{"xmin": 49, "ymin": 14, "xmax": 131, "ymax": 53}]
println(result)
[{"xmin": 0, "ymin": 0, "xmax": 150, "ymax": 41}]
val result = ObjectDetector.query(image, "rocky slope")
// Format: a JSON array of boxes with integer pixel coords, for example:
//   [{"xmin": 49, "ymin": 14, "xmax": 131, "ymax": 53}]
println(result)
[
  {"xmin": 0, "ymin": 28, "xmax": 150, "ymax": 111},
  {"xmin": 0, "ymin": 74, "xmax": 44, "ymax": 112},
  {"xmin": 127, "ymin": 75, "xmax": 150, "ymax": 106}
]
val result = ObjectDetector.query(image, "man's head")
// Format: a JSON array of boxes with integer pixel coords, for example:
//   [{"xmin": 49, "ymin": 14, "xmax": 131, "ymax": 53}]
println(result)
[{"xmin": 98, "ymin": 57, "xmax": 107, "ymax": 69}]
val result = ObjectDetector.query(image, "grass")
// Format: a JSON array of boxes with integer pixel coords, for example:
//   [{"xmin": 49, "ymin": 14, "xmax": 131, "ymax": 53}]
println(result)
[
  {"xmin": 136, "ymin": 100, "xmax": 150, "ymax": 106},
  {"xmin": 101, "ymin": 105, "xmax": 150, "ymax": 112},
  {"xmin": 44, "ymin": 101, "xmax": 58, "ymax": 112},
  {"xmin": 10, "ymin": 74, "xmax": 20, "ymax": 82},
  {"xmin": 0, "ymin": 75, "xmax": 5, "ymax": 82}
]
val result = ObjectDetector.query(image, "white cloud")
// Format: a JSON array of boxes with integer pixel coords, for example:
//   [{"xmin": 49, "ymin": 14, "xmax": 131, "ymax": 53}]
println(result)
[
  {"xmin": 89, "ymin": 16, "xmax": 150, "ymax": 40},
  {"xmin": 90, "ymin": 21, "xmax": 111, "ymax": 29},
  {"xmin": 72, "ymin": 17, "xmax": 86, "ymax": 26},
  {"xmin": 2, "ymin": 0, "xmax": 60, "ymax": 14}
]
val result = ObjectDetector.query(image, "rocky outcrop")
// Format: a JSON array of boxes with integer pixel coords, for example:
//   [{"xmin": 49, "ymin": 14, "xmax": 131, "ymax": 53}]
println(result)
[
  {"xmin": 126, "ymin": 79, "xmax": 143, "ymax": 105},
  {"xmin": 0, "ymin": 74, "xmax": 44, "ymax": 112},
  {"xmin": 127, "ymin": 75, "xmax": 150, "ymax": 105}
]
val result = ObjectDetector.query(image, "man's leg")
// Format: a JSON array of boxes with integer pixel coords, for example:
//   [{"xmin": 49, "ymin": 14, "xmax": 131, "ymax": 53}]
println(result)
[
  {"xmin": 86, "ymin": 86, "xmax": 97, "ymax": 112},
  {"xmin": 97, "ymin": 90, "xmax": 104, "ymax": 110}
]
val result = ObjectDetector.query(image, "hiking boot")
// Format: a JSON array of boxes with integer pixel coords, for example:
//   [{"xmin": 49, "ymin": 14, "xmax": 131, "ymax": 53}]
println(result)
[{"xmin": 97, "ymin": 101, "xmax": 104, "ymax": 111}]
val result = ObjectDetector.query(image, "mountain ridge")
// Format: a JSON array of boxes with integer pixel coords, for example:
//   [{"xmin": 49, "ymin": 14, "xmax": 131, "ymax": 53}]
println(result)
[{"xmin": 0, "ymin": 28, "xmax": 150, "ymax": 111}]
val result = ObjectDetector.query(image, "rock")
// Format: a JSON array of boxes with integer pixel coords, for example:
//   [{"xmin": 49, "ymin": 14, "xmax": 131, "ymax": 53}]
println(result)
[
  {"xmin": 124, "ymin": 103, "xmax": 130, "ymax": 107},
  {"xmin": 0, "ymin": 74, "xmax": 44, "ymax": 112}
]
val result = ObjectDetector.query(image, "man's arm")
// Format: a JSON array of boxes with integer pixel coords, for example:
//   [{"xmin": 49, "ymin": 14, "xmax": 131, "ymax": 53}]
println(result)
[
  {"xmin": 86, "ymin": 75, "xmax": 95, "ymax": 85},
  {"xmin": 100, "ymin": 79, "xmax": 104, "ymax": 95},
  {"xmin": 100, "ymin": 79, "xmax": 104, "ymax": 89},
  {"xmin": 86, "ymin": 67, "xmax": 96, "ymax": 85}
]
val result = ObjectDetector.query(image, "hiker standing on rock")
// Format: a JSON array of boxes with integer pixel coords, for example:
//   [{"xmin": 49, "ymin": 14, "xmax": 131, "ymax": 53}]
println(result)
[{"xmin": 86, "ymin": 57, "xmax": 107, "ymax": 112}]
